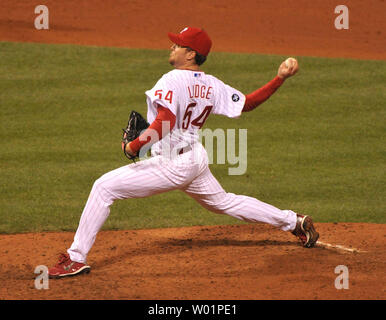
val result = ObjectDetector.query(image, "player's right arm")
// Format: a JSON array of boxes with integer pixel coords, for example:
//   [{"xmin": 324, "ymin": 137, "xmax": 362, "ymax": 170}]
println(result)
[
  {"xmin": 242, "ymin": 76, "xmax": 284, "ymax": 112},
  {"xmin": 243, "ymin": 58, "xmax": 299, "ymax": 112}
]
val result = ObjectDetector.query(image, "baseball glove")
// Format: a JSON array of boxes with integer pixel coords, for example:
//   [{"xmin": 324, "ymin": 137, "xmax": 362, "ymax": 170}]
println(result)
[{"xmin": 122, "ymin": 110, "xmax": 150, "ymax": 162}]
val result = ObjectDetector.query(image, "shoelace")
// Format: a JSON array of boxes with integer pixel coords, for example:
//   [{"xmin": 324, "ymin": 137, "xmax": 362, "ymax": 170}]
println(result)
[{"xmin": 56, "ymin": 253, "xmax": 71, "ymax": 266}]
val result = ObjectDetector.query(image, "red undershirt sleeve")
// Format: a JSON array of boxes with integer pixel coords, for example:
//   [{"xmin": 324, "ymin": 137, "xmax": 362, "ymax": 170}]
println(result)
[
  {"xmin": 128, "ymin": 105, "xmax": 176, "ymax": 154},
  {"xmin": 242, "ymin": 76, "xmax": 284, "ymax": 112}
]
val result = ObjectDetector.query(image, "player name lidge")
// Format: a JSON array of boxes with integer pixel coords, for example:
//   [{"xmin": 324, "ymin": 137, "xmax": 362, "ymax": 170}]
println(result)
[{"xmin": 147, "ymin": 303, "xmax": 238, "ymax": 318}]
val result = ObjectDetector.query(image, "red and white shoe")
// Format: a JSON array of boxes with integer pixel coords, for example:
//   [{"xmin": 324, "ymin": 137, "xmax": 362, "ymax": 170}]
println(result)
[
  {"xmin": 292, "ymin": 214, "xmax": 319, "ymax": 248},
  {"xmin": 48, "ymin": 253, "xmax": 91, "ymax": 279}
]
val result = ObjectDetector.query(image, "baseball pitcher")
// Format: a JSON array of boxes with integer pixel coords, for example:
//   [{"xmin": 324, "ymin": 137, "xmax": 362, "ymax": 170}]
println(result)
[{"xmin": 48, "ymin": 27, "xmax": 319, "ymax": 278}]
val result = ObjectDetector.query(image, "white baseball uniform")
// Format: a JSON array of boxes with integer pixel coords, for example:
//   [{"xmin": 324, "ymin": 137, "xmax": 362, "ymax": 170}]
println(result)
[{"xmin": 68, "ymin": 69, "xmax": 297, "ymax": 263}]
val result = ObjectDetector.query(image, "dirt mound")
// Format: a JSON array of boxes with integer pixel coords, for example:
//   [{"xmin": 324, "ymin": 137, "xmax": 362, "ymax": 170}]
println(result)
[{"xmin": 0, "ymin": 223, "xmax": 384, "ymax": 299}]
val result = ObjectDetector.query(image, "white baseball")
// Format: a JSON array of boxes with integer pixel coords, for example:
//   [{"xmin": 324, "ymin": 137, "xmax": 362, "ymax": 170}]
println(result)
[{"xmin": 285, "ymin": 57, "xmax": 297, "ymax": 68}]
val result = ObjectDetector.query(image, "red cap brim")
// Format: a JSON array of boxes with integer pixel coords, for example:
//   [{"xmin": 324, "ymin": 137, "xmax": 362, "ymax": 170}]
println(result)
[{"xmin": 167, "ymin": 32, "xmax": 185, "ymax": 47}]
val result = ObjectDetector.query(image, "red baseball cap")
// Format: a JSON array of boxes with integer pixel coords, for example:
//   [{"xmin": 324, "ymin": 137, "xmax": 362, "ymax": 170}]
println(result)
[{"xmin": 168, "ymin": 27, "xmax": 212, "ymax": 56}]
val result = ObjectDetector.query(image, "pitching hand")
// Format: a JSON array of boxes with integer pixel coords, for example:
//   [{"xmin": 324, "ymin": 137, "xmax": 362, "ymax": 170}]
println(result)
[{"xmin": 278, "ymin": 57, "xmax": 299, "ymax": 80}]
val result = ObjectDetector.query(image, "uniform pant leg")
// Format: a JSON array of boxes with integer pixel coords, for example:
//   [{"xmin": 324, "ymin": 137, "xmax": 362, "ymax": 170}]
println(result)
[
  {"xmin": 68, "ymin": 155, "xmax": 198, "ymax": 263},
  {"xmin": 182, "ymin": 165, "xmax": 297, "ymax": 232}
]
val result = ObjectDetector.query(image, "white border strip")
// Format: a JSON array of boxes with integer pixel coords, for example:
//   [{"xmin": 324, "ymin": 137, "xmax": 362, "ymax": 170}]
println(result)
[{"xmin": 317, "ymin": 241, "xmax": 366, "ymax": 253}]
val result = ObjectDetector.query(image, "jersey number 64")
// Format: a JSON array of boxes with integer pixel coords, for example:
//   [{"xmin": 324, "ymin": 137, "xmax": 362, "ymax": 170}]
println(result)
[{"xmin": 182, "ymin": 103, "xmax": 213, "ymax": 129}]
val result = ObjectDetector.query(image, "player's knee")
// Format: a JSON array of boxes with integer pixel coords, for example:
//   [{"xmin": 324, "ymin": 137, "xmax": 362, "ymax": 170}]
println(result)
[
  {"xmin": 91, "ymin": 177, "xmax": 114, "ymax": 202},
  {"xmin": 199, "ymin": 192, "xmax": 235, "ymax": 214}
]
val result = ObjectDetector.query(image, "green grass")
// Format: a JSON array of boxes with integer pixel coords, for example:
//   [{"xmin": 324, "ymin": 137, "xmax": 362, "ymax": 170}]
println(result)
[{"xmin": 0, "ymin": 41, "xmax": 385, "ymax": 234}]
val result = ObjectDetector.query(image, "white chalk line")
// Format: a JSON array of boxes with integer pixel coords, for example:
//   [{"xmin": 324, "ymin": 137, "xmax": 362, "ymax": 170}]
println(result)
[{"xmin": 316, "ymin": 241, "xmax": 367, "ymax": 253}]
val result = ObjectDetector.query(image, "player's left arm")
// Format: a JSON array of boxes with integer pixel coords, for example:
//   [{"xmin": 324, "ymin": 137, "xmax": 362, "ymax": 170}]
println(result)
[
  {"xmin": 242, "ymin": 57, "xmax": 299, "ymax": 112},
  {"xmin": 125, "ymin": 105, "xmax": 176, "ymax": 157}
]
